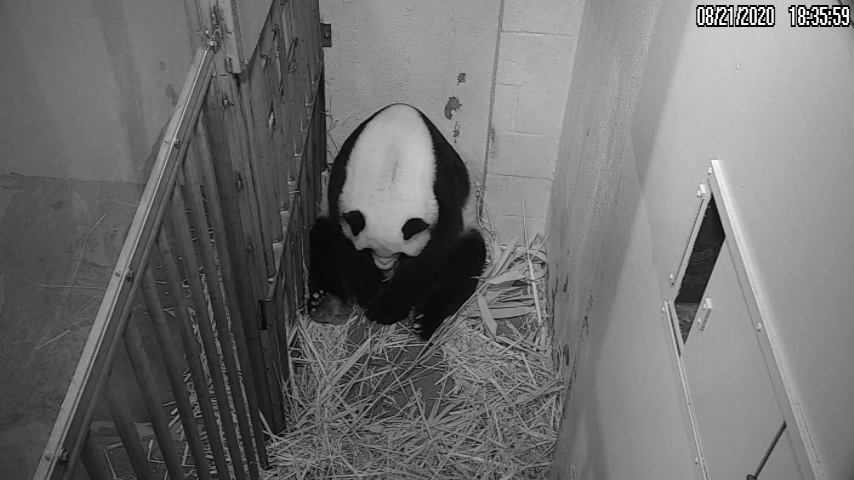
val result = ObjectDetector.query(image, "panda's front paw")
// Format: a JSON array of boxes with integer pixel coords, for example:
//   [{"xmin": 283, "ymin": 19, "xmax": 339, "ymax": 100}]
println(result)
[
  {"xmin": 308, "ymin": 290, "xmax": 328, "ymax": 314},
  {"xmin": 411, "ymin": 312, "xmax": 442, "ymax": 341},
  {"xmin": 366, "ymin": 288, "xmax": 410, "ymax": 326}
]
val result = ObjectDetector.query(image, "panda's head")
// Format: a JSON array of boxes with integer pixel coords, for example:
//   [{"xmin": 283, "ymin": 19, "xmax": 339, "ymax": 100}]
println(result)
[{"xmin": 337, "ymin": 104, "xmax": 439, "ymax": 274}]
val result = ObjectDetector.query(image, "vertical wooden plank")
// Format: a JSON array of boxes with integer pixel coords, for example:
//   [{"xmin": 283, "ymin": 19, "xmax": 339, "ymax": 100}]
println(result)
[
  {"xmin": 277, "ymin": 2, "xmax": 297, "ymax": 202},
  {"xmin": 80, "ymin": 430, "xmax": 111, "ymax": 480},
  {"xmin": 159, "ymin": 198, "xmax": 240, "ymax": 480},
  {"xmin": 258, "ymin": 301, "xmax": 285, "ymax": 432},
  {"xmin": 238, "ymin": 70, "xmax": 279, "ymax": 279},
  {"xmin": 194, "ymin": 117, "xmax": 269, "ymax": 470},
  {"xmin": 275, "ymin": 209, "xmax": 293, "ymax": 369},
  {"xmin": 202, "ymin": 73, "xmax": 275, "ymax": 444},
  {"xmin": 139, "ymin": 267, "xmax": 212, "ymax": 480},
  {"xmin": 197, "ymin": 0, "xmax": 269, "ymax": 302},
  {"xmin": 281, "ymin": 204, "xmax": 298, "ymax": 335},
  {"xmin": 170, "ymin": 162, "xmax": 256, "ymax": 479},
  {"xmin": 104, "ymin": 373, "xmax": 156, "ymax": 480},
  {"xmin": 314, "ymin": 69, "xmax": 327, "ymax": 216},
  {"xmin": 121, "ymin": 313, "xmax": 187, "ymax": 480},
  {"xmin": 246, "ymin": 21, "xmax": 284, "ymax": 246}
]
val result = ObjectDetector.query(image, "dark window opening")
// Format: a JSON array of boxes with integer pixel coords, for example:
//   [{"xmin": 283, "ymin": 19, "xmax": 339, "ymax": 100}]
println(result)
[{"xmin": 675, "ymin": 195, "xmax": 725, "ymax": 345}]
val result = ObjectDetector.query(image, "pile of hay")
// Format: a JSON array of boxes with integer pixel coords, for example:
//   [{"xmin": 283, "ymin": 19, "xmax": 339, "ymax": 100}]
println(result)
[{"xmin": 262, "ymin": 233, "xmax": 563, "ymax": 479}]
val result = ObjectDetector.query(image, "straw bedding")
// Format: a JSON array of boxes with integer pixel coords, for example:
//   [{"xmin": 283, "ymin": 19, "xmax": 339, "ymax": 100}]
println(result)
[{"xmin": 260, "ymin": 232, "xmax": 563, "ymax": 479}]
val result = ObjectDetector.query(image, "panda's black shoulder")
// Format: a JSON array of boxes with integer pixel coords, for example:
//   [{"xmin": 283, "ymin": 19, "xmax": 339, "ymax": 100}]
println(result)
[{"xmin": 411, "ymin": 108, "xmax": 471, "ymax": 211}]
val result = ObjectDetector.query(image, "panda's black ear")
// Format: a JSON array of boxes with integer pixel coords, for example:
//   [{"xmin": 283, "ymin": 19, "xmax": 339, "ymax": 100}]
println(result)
[
  {"xmin": 342, "ymin": 210, "xmax": 365, "ymax": 236},
  {"xmin": 402, "ymin": 218, "xmax": 429, "ymax": 240}
]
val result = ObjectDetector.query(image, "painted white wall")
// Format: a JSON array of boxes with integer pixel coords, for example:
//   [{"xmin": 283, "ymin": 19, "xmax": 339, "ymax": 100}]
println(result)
[
  {"xmin": 319, "ymin": 0, "xmax": 501, "ymax": 185},
  {"xmin": 633, "ymin": 2, "xmax": 854, "ymax": 477},
  {"xmin": 549, "ymin": 0, "xmax": 854, "ymax": 478}
]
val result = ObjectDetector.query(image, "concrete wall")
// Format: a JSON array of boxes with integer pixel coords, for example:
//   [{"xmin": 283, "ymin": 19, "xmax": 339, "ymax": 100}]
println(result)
[
  {"xmin": 549, "ymin": 0, "xmax": 854, "ymax": 478},
  {"xmin": 319, "ymin": 0, "xmax": 502, "ymax": 184},
  {"xmin": 484, "ymin": 0, "xmax": 583, "ymax": 242},
  {"xmin": 545, "ymin": 1, "xmax": 668, "ymax": 478}
]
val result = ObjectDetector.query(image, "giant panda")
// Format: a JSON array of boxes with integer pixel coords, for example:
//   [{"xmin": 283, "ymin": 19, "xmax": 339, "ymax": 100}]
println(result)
[{"xmin": 307, "ymin": 103, "xmax": 487, "ymax": 340}]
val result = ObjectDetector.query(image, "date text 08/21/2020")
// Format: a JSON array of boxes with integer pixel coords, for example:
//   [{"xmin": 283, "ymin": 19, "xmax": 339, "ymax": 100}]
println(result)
[{"xmin": 696, "ymin": 4, "xmax": 851, "ymax": 28}]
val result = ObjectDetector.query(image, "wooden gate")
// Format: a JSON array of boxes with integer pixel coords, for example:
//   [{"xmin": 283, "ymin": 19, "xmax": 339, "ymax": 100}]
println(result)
[{"xmin": 33, "ymin": 0, "xmax": 326, "ymax": 478}]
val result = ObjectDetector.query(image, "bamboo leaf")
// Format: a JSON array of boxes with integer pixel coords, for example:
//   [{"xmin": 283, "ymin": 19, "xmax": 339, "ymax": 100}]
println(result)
[
  {"xmin": 487, "ymin": 270, "xmax": 526, "ymax": 285},
  {"xmin": 477, "ymin": 294, "xmax": 497, "ymax": 336}
]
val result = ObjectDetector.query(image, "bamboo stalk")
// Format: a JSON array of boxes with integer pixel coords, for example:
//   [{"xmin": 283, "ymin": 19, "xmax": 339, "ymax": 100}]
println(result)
[
  {"xmin": 122, "ymin": 310, "xmax": 186, "ymax": 480},
  {"xmin": 168, "ymin": 169, "xmax": 249, "ymax": 480},
  {"xmin": 192, "ymin": 117, "xmax": 268, "ymax": 472},
  {"xmin": 139, "ymin": 266, "xmax": 210, "ymax": 480},
  {"xmin": 156, "ymin": 209, "xmax": 228, "ymax": 480}
]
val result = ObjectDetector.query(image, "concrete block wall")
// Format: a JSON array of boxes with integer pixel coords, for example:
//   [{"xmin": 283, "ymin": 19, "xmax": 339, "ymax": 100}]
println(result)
[{"xmin": 483, "ymin": 0, "xmax": 584, "ymax": 243}]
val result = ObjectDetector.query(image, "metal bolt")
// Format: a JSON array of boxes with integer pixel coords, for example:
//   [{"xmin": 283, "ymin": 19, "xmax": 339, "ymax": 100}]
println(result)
[
  {"xmin": 246, "ymin": 243, "xmax": 254, "ymax": 253},
  {"xmin": 707, "ymin": 166, "xmax": 713, "ymax": 175},
  {"xmin": 126, "ymin": 269, "xmax": 134, "ymax": 281},
  {"xmin": 696, "ymin": 184, "xmax": 708, "ymax": 199},
  {"xmin": 694, "ymin": 457, "xmax": 700, "ymax": 465},
  {"xmin": 59, "ymin": 450, "xmax": 69, "ymax": 463},
  {"xmin": 669, "ymin": 273, "xmax": 676, "ymax": 285},
  {"xmin": 756, "ymin": 323, "xmax": 764, "ymax": 332},
  {"xmin": 172, "ymin": 138, "xmax": 181, "ymax": 149},
  {"xmin": 697, "ymin": 297, "xmax": 713, "ymax": 331}
]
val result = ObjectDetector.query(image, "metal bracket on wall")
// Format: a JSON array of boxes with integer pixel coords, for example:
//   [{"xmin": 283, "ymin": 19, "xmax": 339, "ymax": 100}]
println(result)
[{"xmin": 321, "ymin": 23, "xmax": 332, "ymax": 47}]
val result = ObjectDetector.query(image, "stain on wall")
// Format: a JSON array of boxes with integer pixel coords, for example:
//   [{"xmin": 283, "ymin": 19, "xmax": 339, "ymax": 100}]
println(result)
[{"xmin": 444, "ymin": 96, "xmax": 463, "ymax": 119}]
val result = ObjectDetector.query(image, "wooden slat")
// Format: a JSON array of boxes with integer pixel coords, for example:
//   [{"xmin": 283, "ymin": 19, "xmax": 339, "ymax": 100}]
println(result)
[
  {"xmin": 39, "ymin": 45, "xmax": 214, "ymax": 480},
  {"xmin": 121, "ymin": 311, "xmax": 186, "ymax": 480},
  {"xmin": 193, "ymin": 117, "xmax": 269, "ymax": 471},
  {"xmin": 79, "ymin": 430, "xmax": 111, "ymax": 480},
  {"xmin": 139, "ymin": 266, "xmax": 210, "ymax": 480},
  {"xmin": 104, "ymin": 373, "xmax": 156, "ymax": 480},
  {"xmin": 155, "ymin": 215, "xmax": 226, "ymax": 480},
  {"xmin": 168, "ymin": 168, "xmax": 252, "ymax": 480}
]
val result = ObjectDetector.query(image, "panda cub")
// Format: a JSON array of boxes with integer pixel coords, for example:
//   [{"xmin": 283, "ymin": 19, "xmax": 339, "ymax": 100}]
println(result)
[{"xmin": 308, "ymin": 103, "xmax": 487, "ymax": 340}]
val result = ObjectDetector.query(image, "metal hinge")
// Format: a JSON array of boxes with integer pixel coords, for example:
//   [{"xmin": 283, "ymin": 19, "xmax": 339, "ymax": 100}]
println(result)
[{"xmin": 321, "ymin": 23, "xmax": 332, "ymax": 48}]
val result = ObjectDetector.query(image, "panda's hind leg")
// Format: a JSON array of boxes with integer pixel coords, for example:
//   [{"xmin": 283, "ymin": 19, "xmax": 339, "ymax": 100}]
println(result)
[{"xmin": 413, "ymin": 228, "xmax": 487, "ymax": 340}]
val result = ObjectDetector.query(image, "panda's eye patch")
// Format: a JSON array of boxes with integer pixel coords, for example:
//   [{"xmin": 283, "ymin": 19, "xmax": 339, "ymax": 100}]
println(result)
[
  {"xmin": 402, "ymin": 218, "xmax": 429, "ymax": 240},
  {"xmin": 343, "ymin": 210, "xmax": 366, "ymax": 236}
]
